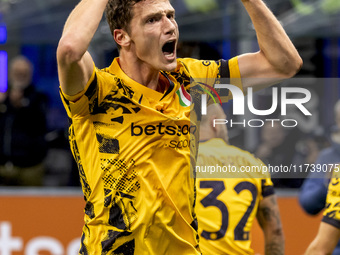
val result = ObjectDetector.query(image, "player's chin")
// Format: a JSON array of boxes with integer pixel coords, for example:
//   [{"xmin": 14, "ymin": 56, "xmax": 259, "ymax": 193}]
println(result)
[{"xmin": 161, "ymin": 59, "xmax": 178, "ymax": 72}]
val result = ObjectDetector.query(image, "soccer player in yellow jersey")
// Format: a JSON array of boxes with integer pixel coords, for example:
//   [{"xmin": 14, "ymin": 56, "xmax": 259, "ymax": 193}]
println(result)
[
  {"xmin": 196, "ymin": 104, "xmax": 284, "ymax": 255},
  {"xmin": 305, "ymin": 169, "xmax": 340, "ymax": 255},
  {"xmin": 56, "ymin": 0, "xmax": 301, "ymax": 253}
]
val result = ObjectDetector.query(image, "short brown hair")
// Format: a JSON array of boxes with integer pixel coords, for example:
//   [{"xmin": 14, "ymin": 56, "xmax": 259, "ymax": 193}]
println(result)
[{"xmin": 105, "ymin": 0, "xmax": 143, "ymax": 37}]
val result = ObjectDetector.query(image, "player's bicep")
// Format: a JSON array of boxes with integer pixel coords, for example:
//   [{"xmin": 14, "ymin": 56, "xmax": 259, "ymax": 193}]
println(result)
[
  {"xmin": 57, "ymin": 51, "xmax": 94, "ymax": 96},
  {"xmin": 305, "ymin": 222, "xmax": 340, "ymax": 255},
  {"xmin": 238, "ymin": 52, "xmax": 287, "ymax": 91}
]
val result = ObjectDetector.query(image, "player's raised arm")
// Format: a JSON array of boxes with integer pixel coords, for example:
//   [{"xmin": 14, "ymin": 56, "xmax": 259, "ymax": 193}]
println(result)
[
  {"xmin": 257, "ymin": 195, "xmax": 285, "ymax": 255},
  {"xmin": 237, "ymin": 0, "xmax": 303, "ymax": 89},
  {"xmin": 57, "ymin": 0, "xmax": 108, "ymax": 96}
]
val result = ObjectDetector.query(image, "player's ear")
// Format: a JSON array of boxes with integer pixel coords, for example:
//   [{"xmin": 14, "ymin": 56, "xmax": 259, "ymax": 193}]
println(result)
[
  {"xmin": 114, "ymin": 29, "xmax": 131, "ymax": 47},
  {"xmin": 209, "ymin": 114, "xmax": 218, "ymax": 132}
]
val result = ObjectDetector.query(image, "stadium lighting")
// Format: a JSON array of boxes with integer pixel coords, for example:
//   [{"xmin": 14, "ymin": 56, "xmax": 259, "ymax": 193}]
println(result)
[
  {"xmin": 0, "ymin": 23, "xmax": 7, "ymax": 92},
  {"xmin": 0, "ymin": 51, "xmax": 7, "ymax": 92},
  {"xmin": 0, "ymin": 24, "xmax": 6, "ymax": 44}
]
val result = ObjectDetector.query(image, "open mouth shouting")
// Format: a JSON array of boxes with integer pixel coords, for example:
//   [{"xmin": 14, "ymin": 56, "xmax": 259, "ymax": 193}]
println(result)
[{"xmin": 162, "ymin": 40, "xmax": 176, "ymax": 61}]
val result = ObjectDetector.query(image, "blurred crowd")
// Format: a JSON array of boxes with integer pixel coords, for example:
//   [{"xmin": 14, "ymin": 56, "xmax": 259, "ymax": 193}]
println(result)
[{"xmin": 0, "ymin": 55, "xmax": 78, "ymax": 187}]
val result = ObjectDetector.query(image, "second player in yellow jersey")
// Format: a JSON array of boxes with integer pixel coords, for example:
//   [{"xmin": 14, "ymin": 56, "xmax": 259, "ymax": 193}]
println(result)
[{"xmin": 196, "ymin": 104, "xmax": 284, "ymax": 255}]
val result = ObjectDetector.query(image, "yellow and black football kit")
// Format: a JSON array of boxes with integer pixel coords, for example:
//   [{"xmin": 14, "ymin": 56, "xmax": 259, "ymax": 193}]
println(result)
[
  {"xmin": 60, "ymin": 57, "xmax": 242, "ymax": 254},
  {"xmin": 322, "ymin": 169, "xmax": 340, "ymax": 229},
  {"xmin": 196, "ymin": 138, "xmax": 274, "ymax": 255}
]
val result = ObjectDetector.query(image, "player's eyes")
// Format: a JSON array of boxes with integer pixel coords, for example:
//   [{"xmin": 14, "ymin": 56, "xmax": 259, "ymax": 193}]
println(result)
[
  {"xmin": 167, "ymin": 14, "xmax": 175, "ymax": 19},
  {"xmin": 147, "ymin": 18, "xmax": 156, "ymax": 24}
]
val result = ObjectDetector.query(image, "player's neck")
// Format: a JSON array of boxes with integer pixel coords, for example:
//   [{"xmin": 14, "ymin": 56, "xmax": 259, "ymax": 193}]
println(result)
[{"xmin": 118, "ymin": 55, "xmax": 161, "ymax": 91}]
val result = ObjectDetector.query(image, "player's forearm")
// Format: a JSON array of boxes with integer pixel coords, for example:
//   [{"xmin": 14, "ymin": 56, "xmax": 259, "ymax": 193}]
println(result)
[
  {"xmin": 58, "ymin": 0, "xmax": 108, "ymax": 63},
  {"xmin": 265, "ymin": 234, "xmax": 285, "ymax": 255},
  {"xmin": 241, "ymin": 0, "xmax": 302, "ymax": 77},
  {"xmin": 257, "ymin": 195, "xmax": 285, "ymax": 255}
]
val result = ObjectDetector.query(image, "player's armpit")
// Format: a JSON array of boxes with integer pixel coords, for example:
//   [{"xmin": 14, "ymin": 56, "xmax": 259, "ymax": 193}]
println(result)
[
  {"xmin": 257, "ymin": 195, "xmax": 284, "ymax": 255},
  {"xmin": 305, "ymin": 222, "xmax": 340, "ymax": 255}
]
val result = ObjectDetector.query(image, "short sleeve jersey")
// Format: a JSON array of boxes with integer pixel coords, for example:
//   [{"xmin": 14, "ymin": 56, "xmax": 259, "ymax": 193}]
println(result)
[
  {"xmin": 322, "ymin": 169, "xmax": 340, "ymax": 229},
  {"xmin": 196, "ymin": 138, "xmax": 274, "ymax": 255},
  {"xmin": 60, "ymin": 57, "xmax": 241, "ymax": 254}
]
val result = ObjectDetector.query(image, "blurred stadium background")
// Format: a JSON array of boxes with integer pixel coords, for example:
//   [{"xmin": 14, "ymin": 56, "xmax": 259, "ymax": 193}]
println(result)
[{"xmin": 0, "ymin": 0, "xmax": 340, "ymax": 254}]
